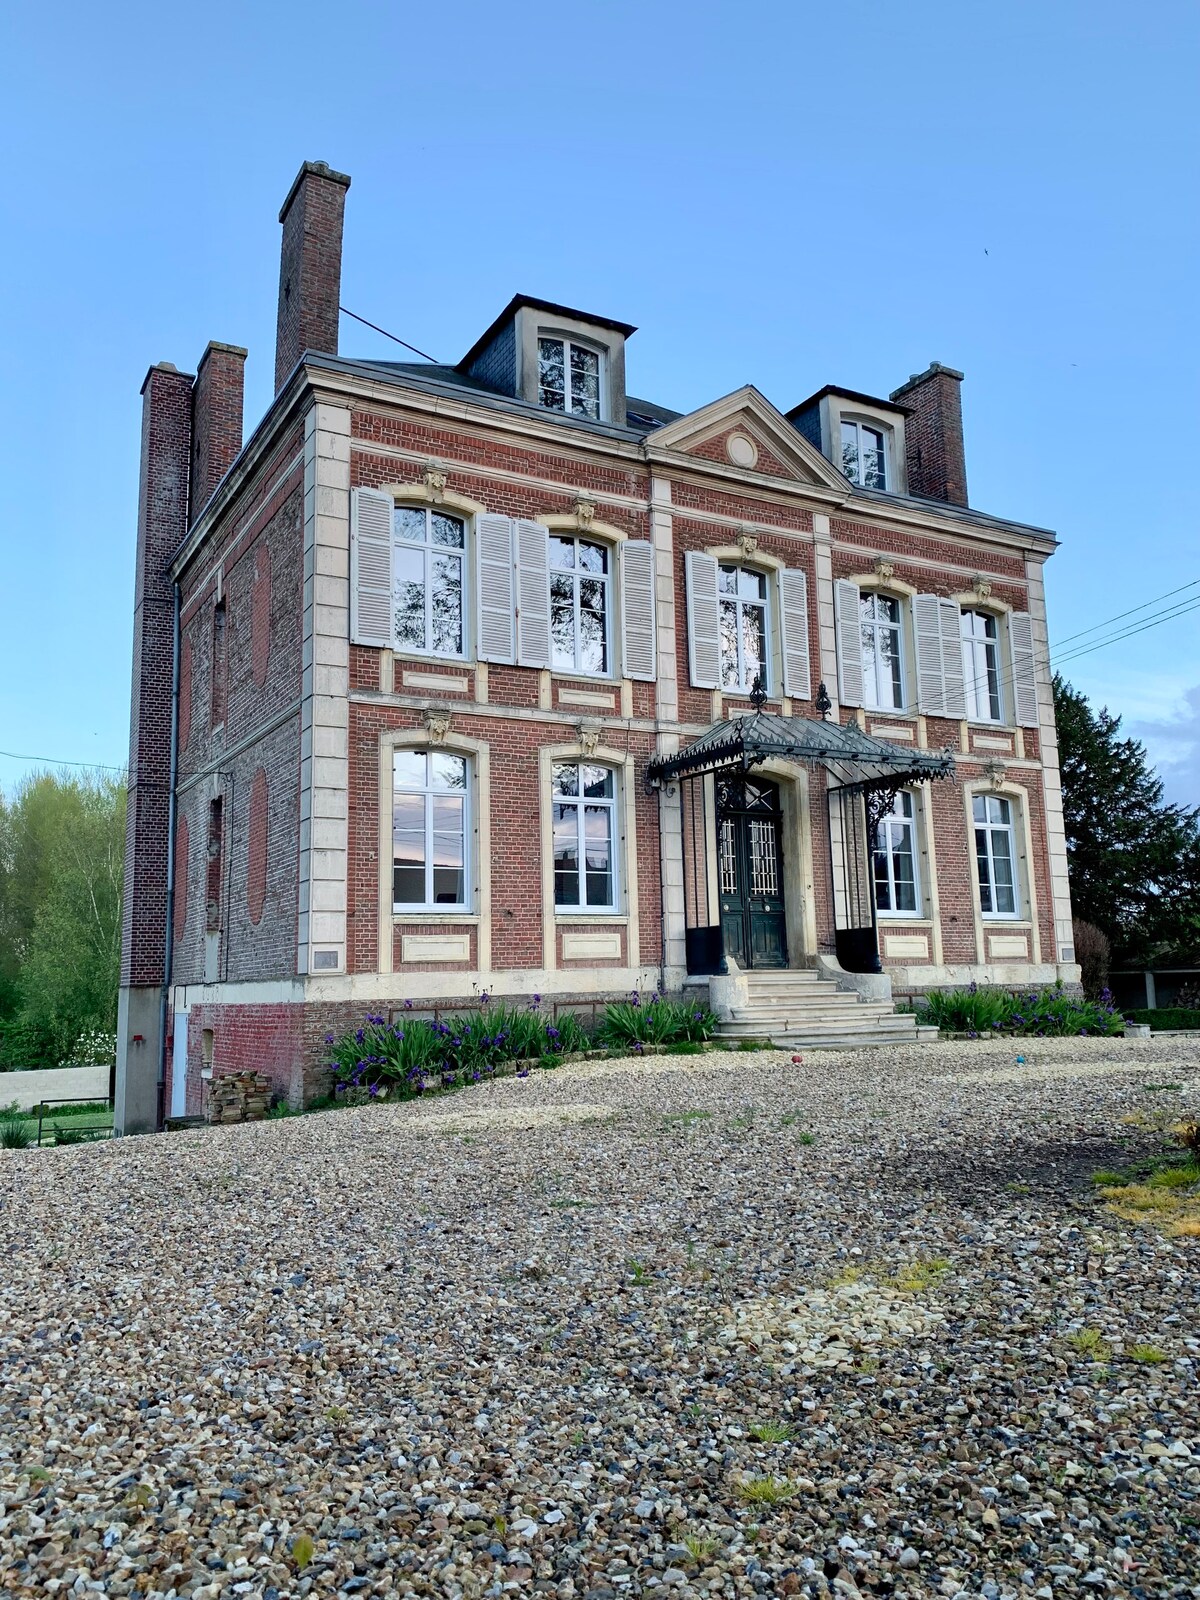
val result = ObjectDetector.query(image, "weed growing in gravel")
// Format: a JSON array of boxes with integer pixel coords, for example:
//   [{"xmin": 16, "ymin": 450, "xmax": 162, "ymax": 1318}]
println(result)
[
  {"xmin": 23, "ymin": 1465, "xmax": 51, "ymax": 1483},
  {"xmin": 0, "ymin": 1114, "xmax": 32, "ymax": 1150},
  {"xmin": 663, "ymin": 1109, "xmax": 712, "ymax": 1128},
  {"xmin": 747, "ymin": 1421, "xmax": 792, "ymax": 1443},
  {"xmin": 1127, "ymin": 1342, "xmax": 1169, "ymax": 1364},
  {"xmin": 738, "ymin": 1476, "xmax": 798, "ymax": 1506},
  {"xmin": 1066, "ymin": 1328, "xmax": 1112, "ymax": 1360},
  {"xmin": 626, "ymin": 1257, "xmax": 650, "ymax": 1284},
  {"xmin": 796, "ymin": 1131, "xmax": 817, "ymax": 1146},
  {"xmin": 290, "ymin": 1535, "xmax": 314, "ymax": 1571},
  {"xmin": 683, "ymin": 1533, "xmax": 720, "ymax": 1561},
  {"xmin": 324, "ymin": 1405, "xmax": 349, "ymax": 1422},
  {"xmin": 887, "ymin": 1257, "xmax": 952, "ymax": 1293},
  {"xmin": 1144, "ymin": 1083, "xmax": 1183, "ymax": 1093},
  {"xmin": 1174, "ymin": 1118, "xmax": 1200, "ymax": 1161}
]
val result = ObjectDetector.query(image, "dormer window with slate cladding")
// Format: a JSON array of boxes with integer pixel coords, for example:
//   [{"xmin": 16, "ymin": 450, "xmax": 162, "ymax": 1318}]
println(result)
[{"xmin": 457, "ymin": 296, "xmax": 634, "ymax": 427}]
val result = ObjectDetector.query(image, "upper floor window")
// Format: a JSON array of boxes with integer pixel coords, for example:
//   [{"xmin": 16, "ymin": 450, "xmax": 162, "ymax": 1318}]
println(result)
[
  {"xmin": 873, "ymin": 791, "xmax": 920, "ymax": 915},
  {"xmin": 538, "ymin": 337, "xmax": 602, "ymax": 420},
  {"xmin": 841, "ymin": 419, "xmax": 887, "ymax": 490},
  {"xmin": 392, "ymin": 750, "xmax": 469, "ymax": 911},
  {"xmin": 552, "ymin": 762, "xmax": 618, "ymax": 910},
  {"xmin": 961, "ymin": 609, "xmax": 1002, "ymax": 722},
  {"xmin": 550, "ymin": 536, "xmax": 610, "ymax": 675},
  {"xmin": 394, "ymin": 506, "xmax": 466, "ymax": 658},
  {"xmin": 718, "ymin": 564, "xmax": 769, "ymax": 694},
  {"xmin": 973, "ymin": 793, "xmax": 1018, "ymax": 917},
  {"xmin": 860, "ymin": 592, "xmax": 905, "ymax": 710}
]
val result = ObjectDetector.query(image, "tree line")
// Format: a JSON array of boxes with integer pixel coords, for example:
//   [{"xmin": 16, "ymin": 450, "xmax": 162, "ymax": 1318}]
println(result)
[{"xmin": 0, "ymin": 681, "xmax": 1196, "ymax": 1067}]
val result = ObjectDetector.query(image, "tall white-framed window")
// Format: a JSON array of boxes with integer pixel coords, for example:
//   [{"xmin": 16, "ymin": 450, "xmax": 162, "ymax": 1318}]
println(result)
[
  {"xmin": 962, "ymin": 609, "xmax": 1003, "ymax": 722},
  {"xmin": 718, "ymin": 564, "xmax": 769, "ymax": 693},
  {"xmin": 873, "ymin": 791, "xmax": 921, "ymax": 915},
  {"xmin": 393, "ymin": 506, "xmax": 467, "ymax": 658},
  {"xmin": 552, "ymin": 762, "xmax": 618, "ymax": 910},
  {"xmin": 392, "ymin": 750, "xmax": 470, "ymax": 911},
  {"xmin": 538, "ymin": 337, "xmax": 603, "ymax": 420},
  {"xmin": 841, "ymin": 419, "xmax": 888, "ymax": 489},
  {"xmin": 860, "ymin": 591, "xmax": 906, "ymax": 710},
  {"xmin": 550, "ymin": 535, "xmax": 611, "ymax": 675},
  {"xmin": 973, "ymin": 793, "xmax": 1019, "ymax": 917}
]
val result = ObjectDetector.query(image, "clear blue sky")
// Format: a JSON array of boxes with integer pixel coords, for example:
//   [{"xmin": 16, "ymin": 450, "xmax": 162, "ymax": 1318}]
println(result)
[{"xmin": 1, "ymin": 0, "xmax": 1197, "ymax": 802}]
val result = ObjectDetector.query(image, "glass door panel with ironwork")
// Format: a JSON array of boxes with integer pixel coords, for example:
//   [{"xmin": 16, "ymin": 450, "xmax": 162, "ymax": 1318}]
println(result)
[{"xmin": 717, "ymin": 777, "xmax": 787, "ymax": 968}]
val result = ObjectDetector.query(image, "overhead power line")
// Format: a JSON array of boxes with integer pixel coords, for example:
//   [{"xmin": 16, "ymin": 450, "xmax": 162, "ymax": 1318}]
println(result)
[
  {"xmin": 1052, "ymin": 576, "xmax": 1200, "ymax": 650},
  {"xmin": 339, "ymin": 306, "xmax": 440, "ymax": 364},
  {"xmin": 0, "ymin": 748, "xmax": 125, "ymax": 774}
]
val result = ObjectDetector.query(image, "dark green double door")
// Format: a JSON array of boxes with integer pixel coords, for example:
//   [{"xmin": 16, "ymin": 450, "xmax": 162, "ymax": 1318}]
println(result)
[{"xmin": 718, "ymin": 776, "xmax": 788, "ymax": 969}]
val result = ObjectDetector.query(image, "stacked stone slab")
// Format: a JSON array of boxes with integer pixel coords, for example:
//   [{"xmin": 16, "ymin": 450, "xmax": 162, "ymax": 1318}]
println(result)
[{"xmin": 207, "ymin": 1072, "xmax": 272, "ymax": 1124}]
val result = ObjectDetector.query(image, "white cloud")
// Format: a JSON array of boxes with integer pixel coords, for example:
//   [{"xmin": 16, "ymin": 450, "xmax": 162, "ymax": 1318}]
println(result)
[{"xmin": 1128, "ymin": 683, "xmax": 1200, "ymax": 811}]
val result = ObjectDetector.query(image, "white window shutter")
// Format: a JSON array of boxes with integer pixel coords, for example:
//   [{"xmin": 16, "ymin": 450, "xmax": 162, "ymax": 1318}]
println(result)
[
  {"xmin": 913, "ymin": 593, "xmax": 946, "ymax": 714},
  {"xmin": 779, "ymin": 568, "xmax": 811, "ymax": 700},
  {"xmin": 1009, "ymin": 611, "xmax": 1039, "ymax": 726},
  {"xmin": 939, "ymin": 599, "xmax": 967, "ymax": 718},
  {"xmin": 619, "ymin": 540, "xmax": 656, "ymax": 682},
  {"xmin": 515, "ymin": 519, "xmax": 551, "ymax": 668},
  {"xmin": 350, "ymin": 487, "xmax": 393, "ymax": 648},
  {"xmin": 685, "ymin": 552, "xmax": 720, "ymax": 689},
  {"xmin": 834, "ymin": 579, "xmax": 863, "ymax": 707},
  {"xmin": 476, "ymin": 513, "xmax": 516, "ymax": 664}
]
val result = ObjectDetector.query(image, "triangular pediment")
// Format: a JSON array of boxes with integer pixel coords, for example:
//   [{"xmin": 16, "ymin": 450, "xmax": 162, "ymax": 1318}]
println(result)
[{"xmin": 646, "ymin": 386, "xmax": 846, "ymax": 490}]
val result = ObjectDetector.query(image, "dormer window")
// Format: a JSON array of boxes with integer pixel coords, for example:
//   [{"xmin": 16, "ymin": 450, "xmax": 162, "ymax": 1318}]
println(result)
[
  {"xmin": 841, "ymin": 419, "xmax": 887, "ymax": 490},
  {"xmin": 538, "ymin": 337, "xmax": 602, "ymax": 420}
]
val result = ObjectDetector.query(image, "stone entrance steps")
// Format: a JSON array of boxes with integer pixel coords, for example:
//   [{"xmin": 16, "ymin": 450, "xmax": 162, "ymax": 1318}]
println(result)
[{"xmin": 716, "ymin": 969, "xmax": 934, "ymax": 1050}]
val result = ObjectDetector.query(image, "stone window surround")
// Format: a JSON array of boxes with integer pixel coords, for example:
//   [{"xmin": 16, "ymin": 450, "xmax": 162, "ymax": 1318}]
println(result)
[
  {"xmin": 843, "ymin": 569, "xmax": 919, "ymax": 715},
  {"xmin": 962, "ymin": 777, "xmax": 1041, "ymax": 964},
  {"xmin": 704, "ymin": 541, "xmax": 786, "ymax": 708},
  {"xmin": 542, "ymin": 513, "xmax": 628, "ymax": 684},
  {"xmin": 376, "ymin": 726, "xmax": 493, "ymax": 976},
  {"xmin": 875, "ymin": 780, "xmax": 944, "ymax": 966},
  {"xmin": 376, "ymin": 480, "xmax": 487, "ymax": 665},
  {"xmin": 538, "ymin": 735, "xmax": 640, "ymax": 972},
  {"xmin": 514, "ymin": 305, "xmax": 628, "ymax": 428},
  {"xmin": 953, "ymin": 589, "xmax": 1015, "ymax": 730},
  {"xmin": 818, "ymin": 397, "xmax": 908, "ymax": 496}
]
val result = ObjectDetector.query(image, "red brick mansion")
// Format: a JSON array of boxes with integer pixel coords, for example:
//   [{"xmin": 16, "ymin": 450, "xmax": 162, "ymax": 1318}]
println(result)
[{"xmin": 115, "ymin": 160, "xmax": 1078, "ymax": 1131}]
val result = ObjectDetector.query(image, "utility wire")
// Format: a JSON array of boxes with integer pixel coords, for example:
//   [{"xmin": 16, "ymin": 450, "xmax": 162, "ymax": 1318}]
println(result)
[
  {"xmin": 1053, "ymin": 596, "xmax": 1200, "ymax": 666},
  {"xmin": 1052, "ymin": 576, "xmax": 1200, "ymax": 649},
  {"xmin": 0, "ymin": 748, "xmax": 124, "ymax": 774},
  {"xmin": 339, "ymin": 306, "xmax": 440, "ymax": 364}
]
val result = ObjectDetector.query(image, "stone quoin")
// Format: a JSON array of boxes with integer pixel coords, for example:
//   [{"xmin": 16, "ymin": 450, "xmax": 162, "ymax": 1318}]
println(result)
[{"xmin": 114, "ymin": 159, "xmax": 1079, "ymax": 1132}]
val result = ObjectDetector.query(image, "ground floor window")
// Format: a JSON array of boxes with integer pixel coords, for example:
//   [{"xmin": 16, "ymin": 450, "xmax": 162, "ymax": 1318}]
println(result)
[
  {"xmin": 392, "ymin": 750, "xmax": 469, "ymax": 910},
  {"xmin": 873, "ymin": 790, "xmax": 920, "ymax": 914},
  {"xmin": 973, "ymin": 792, "xmax": 1018, "ymax": 916},
  {"xmin": 552, "ymin": 762, "xmax": 617, "ymax": 909}
]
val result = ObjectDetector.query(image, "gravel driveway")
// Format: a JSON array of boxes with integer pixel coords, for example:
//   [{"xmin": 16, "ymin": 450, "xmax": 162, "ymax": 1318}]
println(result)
[{"xmin": 1, "ymin": 1037, "xmax": 1198, "ymax": 1600}]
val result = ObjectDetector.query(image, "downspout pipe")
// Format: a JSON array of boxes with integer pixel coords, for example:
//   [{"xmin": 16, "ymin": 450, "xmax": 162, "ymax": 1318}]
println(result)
[{"xmin": 156, "ymin": 579, "xmax": 182, "ymax": 1131}]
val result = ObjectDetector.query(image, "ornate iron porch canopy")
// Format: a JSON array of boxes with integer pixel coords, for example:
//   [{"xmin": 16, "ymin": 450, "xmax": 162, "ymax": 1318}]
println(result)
[{"xmin": 648, "ymin": 711, "xmax": 955, "ymax": 790}]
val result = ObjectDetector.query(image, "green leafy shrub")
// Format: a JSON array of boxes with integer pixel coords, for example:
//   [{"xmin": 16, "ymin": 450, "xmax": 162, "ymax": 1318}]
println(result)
[
  {"xmin": 598, "ymin": 990, "xmax": 718, "ymax": 1049},
  {"xmin": 914, "ymin": 982, "xmax": 1123, "ymax": 1038},
  {"xmin": 1124, "ymin": 1007, "xmax": 1200, "ymax": 1031}
]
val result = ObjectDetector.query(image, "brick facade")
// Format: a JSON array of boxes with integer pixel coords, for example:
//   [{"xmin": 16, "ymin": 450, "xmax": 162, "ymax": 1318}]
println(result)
[{"xmin": 119, "ymin": 162, "xmax": 1076, "ymax": 1131}]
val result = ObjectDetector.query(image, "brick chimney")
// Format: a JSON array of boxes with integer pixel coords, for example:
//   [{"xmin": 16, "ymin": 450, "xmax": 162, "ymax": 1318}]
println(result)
[
  {"xmin": 274, "ymin": 160, "xmax": 352, "ymax": 393},
  {"xmin": 890, "ymin": 362, "xmax": 967, "ymax": 507},
  {"xmin": 116, "ymin": 360, "xmax": 194, "ymax": 1134},
  {"xmin": 190, "ymin": 340, "xmax": 247, "ymax": 520}
]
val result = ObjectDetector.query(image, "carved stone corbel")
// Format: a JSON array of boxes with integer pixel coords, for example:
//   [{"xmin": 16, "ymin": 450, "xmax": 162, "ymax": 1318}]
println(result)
[
  {"xmin": 574, "ymin": 494, "xmax": 596, "ymax": 530},
  {"xmin": 423, "ymin": 460, "xmax": 448, "ymax": 502},
  {"xmin": 577, "ymin": 723, "xmax": 601, "ymax": 757},
  {"xmin": 873, "ymin": 557, "xmax": 895, "ymax": 582},
  {"xmin": 983, "ymin": 758, "xmax": 1008, "ymax": 790},
  {"xmin": 736, "ymin": 525, "xmax": 759, "ymax": 558},
  {"xmin": 972, "ymin": 575, "xmax": 993, "ymax": 602},
  {"xmin": 422, "ymin": 707, "xmax": 452, "ymax": 744}
]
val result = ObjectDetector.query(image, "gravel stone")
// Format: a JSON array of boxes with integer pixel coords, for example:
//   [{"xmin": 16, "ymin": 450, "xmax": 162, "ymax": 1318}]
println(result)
[{"xmin": 1, "ymin": 1035, "xmax": 1198, "ymax": 1598}]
